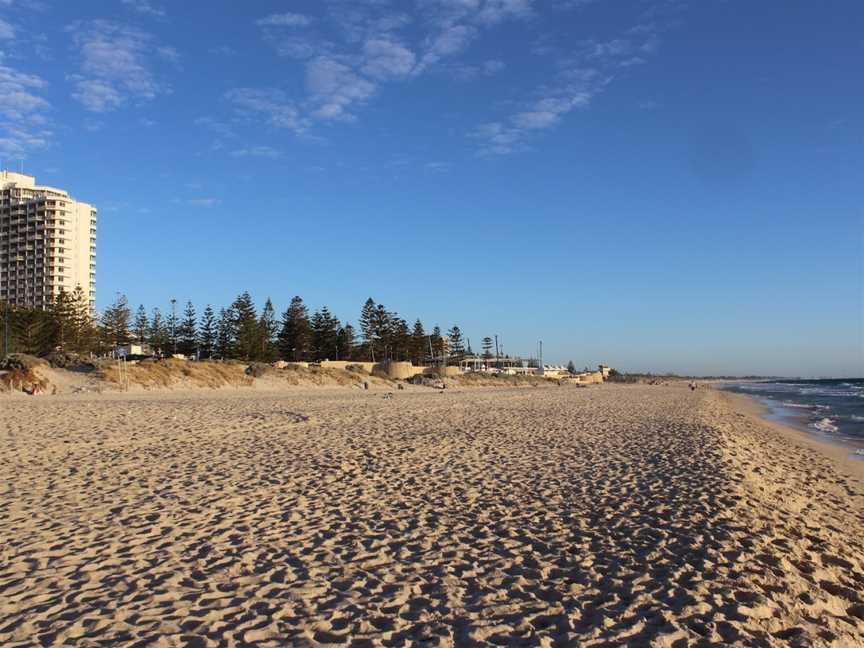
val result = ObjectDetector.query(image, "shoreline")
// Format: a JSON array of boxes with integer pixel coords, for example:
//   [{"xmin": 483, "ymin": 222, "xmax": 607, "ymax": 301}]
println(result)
[{"xmin": 718, "ymin": 388, "xmax": 864, "ymax": 481}]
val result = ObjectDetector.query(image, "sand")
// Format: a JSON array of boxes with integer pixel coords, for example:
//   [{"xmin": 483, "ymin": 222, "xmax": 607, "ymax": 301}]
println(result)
[{"xmin": 1, "ymin": 384, "xmax": 863, "ymax": 647}]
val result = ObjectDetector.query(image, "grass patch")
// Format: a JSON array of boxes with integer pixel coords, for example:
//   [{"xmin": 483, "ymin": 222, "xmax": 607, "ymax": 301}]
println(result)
[{"xmin": 100, "ymin": 359, "xmax": 253, "ymax": 390}]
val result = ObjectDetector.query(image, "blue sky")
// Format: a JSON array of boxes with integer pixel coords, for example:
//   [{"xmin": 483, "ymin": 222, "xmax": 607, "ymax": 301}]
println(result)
[{"xmin": 1, "ymin": 0, "xmax": 861, "ymax": 376}]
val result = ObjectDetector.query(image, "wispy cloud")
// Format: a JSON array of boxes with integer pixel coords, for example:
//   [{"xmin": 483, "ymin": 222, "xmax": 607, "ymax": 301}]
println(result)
[
  {"xmin": 0, "ymin": 64, "xmax": 51, "ymax": 158},
  {"xmin": 237, "ymin": 0, "xmax": 535, "ymax": 139},
  {"xmin": 231, "ymin": 146, "xmax": 283, "ymax": 159},
  {"xmin": 361, "ymin": 38, "xmax": 416, "ymax": 80},
  {"xmin": 257, "ymin": 13, "xmax": 313, "ymax": 27},
  {"xmin": 194, "ymin": 115, "xmax": 236, "ymax": 139},
  {"xmin": 186, "ymin": 198, "xmax": 221, "ymax": 207},
  {"xmin": 443, "ymin": 58, "xmax": 505, "ymax": 81},
  {"xmin": 306, "ymin": 56, "xmax": 376, "ymax": 121},
  {"xmin": 225, "ymin": 87, "xmax": 307, "ymax": 133},
  {"xmin": 66, "ymin": 20, "xmax": 176, "ymax": 112},
  {"xmin": 0, "ymin": 18, "xmax": 15, "ymax": 40},
  {"xmin": 472, "ymin": 22, "xmax": 667, "ymax": 155},
  {"xmin": 121, "ymin": 0, "xmax": 166, "ymax": 18}
]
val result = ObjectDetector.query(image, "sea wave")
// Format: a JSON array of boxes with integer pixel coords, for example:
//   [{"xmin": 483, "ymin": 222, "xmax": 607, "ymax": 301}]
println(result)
[{"xmin": 813, "ymin": 418, "xmax": 839, "ymax": 434}]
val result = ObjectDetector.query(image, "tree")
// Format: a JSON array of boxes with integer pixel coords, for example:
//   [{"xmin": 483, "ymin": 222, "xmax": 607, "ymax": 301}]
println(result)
[
  {"xmin": 133, "ymin": 305, "xmax": 149, "ymax": 345},
  {"xmin": 178, "ymin": 301, "xmax": 197, "ymax": 357},
  {"xmin": 101, "ymin": 294, "xmax": 131, "ymax": 349},
  {"xmin": 166, "ymin": 301, "xmax": 179, "ymax": 356},
  {"xmin": 310, "ymin": 306, "xmax": 340, "ymax": 361},
  {"xmin": 567, "ymin": 360, "xmax": 577, "ymax": 375},
  {"xmin": 50, "ymin": 290, "xmax": 78, "ymax": 350},
  {"xmin": 149, "ymin": 307, "xmax": 168, "ymax": 356},
  {"xmin": 68, "ymin": 286, "xmax": 95, "ymax": 354},
  {"xmin": 336, "ymin": 323, "xmax": 356, "ymax": 361},
  {"xmin": 409, "ymin": 319, "xmax": 426, "ymax": 365},
  {"xmin": 8, "ymin": 306, "xmax": 56, "ymax": 356},
  {"xmin": 369, "ymin": 303, "xmax": 394, "ymax": 360},
  {"xmin": 448, "ymin": 325, "xmax": 465, "ymax": 359},
  {"xmin": 430, "ymin": 325, "xmax": 443, "ymax": 360},
  {"xmin": 389, "ymin": 317, "xmax": 410, "ymax": 361},
  {"xmin": 359, "ymin": 297, "xmax": 377, "ymax": 360},
  {"xmin": 216, "ymin": 307, "xmax": 234, "ymax": 359},
  {"xmin": 481, "ymin": 336, "xmax": 493, "ymax": 360},
  {"xmin": 231, "ymin": 292, "xmax": 259, "ymax": 360},
  {"xmin": 257, "ymin": 298, "xmax": 278, "ymax": 362},
  {"xmin": 198, "ymin": 305, "xmax": 216, "ymax": 359},
  {"xmin": 277, "ymin": 296, "xmax": 311, "ymax": 361}
]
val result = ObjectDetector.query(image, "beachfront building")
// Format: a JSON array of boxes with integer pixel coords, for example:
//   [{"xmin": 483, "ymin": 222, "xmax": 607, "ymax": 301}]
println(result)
[
  {"xmin": 0, "ymin": 171, "xmax": 97, "ymax": 311},
  {"xmin": 458, "ymin": 355, "xmax": 533, "ymax": 373}
]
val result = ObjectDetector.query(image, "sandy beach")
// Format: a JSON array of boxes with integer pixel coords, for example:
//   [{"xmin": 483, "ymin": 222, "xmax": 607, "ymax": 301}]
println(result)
[{"xmin": 2, "ymin": 384, "xmax": 863, "ymax": 647}]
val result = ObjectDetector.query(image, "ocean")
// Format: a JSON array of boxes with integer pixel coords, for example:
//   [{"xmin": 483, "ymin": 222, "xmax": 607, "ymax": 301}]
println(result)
[{"xmin": 723, "ymin": 379, "xmax": 864, "ymax": 456}]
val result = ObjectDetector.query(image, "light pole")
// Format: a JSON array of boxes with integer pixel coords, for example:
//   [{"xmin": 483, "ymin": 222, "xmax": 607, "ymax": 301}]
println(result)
[{"xmin": 170, "ymin": 298, "xmax": 177, "ymax": 356}]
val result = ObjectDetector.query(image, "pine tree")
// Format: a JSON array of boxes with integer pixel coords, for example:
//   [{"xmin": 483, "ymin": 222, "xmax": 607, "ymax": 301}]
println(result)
[
  {"xmin": 178, "ymin": 301, "xmax": 197, "ymax": 357},
  {"xmin": 50, "ymin": 289, "xmax": 77, "ymax": 350},
  {"xmin": 101, "ymin": 294, "xmax": 131, "ymax": 349},
  {"xmin": 231, "ymin": 292, "xmax": 259, "ymax": 360},
  {"xmin": 133, "ymin": 305, "xmax": 149, "ymax": 345},
  {"xmin": 409, "ymin": 319, "xmax": 426, "ymax": 365},
  {"xmin": 198, "ymin": 305, "xmax": 216, "ymax": 359},
  {"xmin": 370, "ymin": 303, "xmax": 392, "ymax": 360},
  {"xmin": 336, "ymin": 323, "xmax": 356, "ymax": 361},
  {"xmin": 277, "ymin": 296, "xmax": 311, "ymax": 361},
  {"xmin": 165, "ymin": 302, "xmax": 179, "ymax": 356},
  {"xmin": 390, "ymin": 317, "xmax": 410, "ymax": 361},
  {"xmin": 149, "ymin": 307, "xmax": 168, "ymax": 356},
  {"xmin": 359, "ymin": 297, "xmax": 376, "ymax": 360},
  {"xmin": 311, "ymin": 306, "xmax": 340, "ymax": 361},
  {"xmin": 216, "ymin": 307, "xmax": 234, "ymax": 359},
  {"xmin": 431, "ymin": 325, "xmax": 443, "ymax": 360},
  {"xmin": 481, "ymin": 336, "xmax": 493, "ymax": 360},
  {"xmin": 10, "ymin": 307, "xmax": 56, "ymax": 356},
  {"xmin": 448, "ymin": 325, "xmax": 465, "ymax": 358},
  {"xmin": 69, "ymin": 285, "xmax": 94, "ymax": 354},
  {"xmin": 257, "ymin": 298, "xmax": 278, "ymax": 362},
  {"xmin": 567, "ymin": 360, "xmax": 577, "ymax": 374}
]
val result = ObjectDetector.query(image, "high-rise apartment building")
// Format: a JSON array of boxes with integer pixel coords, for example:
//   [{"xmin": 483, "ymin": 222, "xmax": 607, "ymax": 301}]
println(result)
[{"xmin": 0, "ymin": 171, "xmax": 97, "ymax": 311}]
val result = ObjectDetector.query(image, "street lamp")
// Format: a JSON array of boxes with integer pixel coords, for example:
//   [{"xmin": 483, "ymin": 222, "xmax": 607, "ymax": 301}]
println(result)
[{"xmin": 170, "ymin": 298, "xmax": 177, "ymax": 356}]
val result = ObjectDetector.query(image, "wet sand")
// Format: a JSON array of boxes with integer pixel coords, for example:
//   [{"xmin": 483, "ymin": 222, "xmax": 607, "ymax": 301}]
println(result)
[{"xmin": 1, "ymin": 384, "xmax": 863, "ymax": 646}]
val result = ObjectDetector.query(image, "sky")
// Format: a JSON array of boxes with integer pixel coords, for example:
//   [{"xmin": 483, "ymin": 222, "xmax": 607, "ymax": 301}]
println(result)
[{"xmin": 1, "ymin": 0, "xmax": 862, "ymax": 377}]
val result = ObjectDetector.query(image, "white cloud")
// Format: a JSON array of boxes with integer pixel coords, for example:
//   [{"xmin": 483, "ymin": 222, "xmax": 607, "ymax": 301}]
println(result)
[
  {"xmin": 231, "ymin": 147, "xmax": 282, "ymax": 159},
  {"xmin": 472, "ymin": 25, "xmax": 663, "ymax": 155},
  {"xmin": 418, "ymin": 24, "xmax": 477, "ymax": 70},
  {"xmin": 194, "ymin": 116, "xmax": 236, "ymax": 138},
  {"xmin": 257, "ymin": 13, "xmax": 312, "ymax": 27},
  {"xmin": 475, "ymin": 0, "xmax": 533, "ymax": 25},
  {"xmin": 447, "ymin": 58, "xmax": 505, "ymax": 80},
  {"xmin": 225, "ymin": 87, "xmax": 308, "ymax": 132},
  {"xmin": 186, "ymin": 198, "xmax": 221, "ymax": 207},
  {"xmin": 0, "ymin": 64, "xmax": 51, "ymax": 158},
  {"xmin": 425, "ymin": 161, "xmax": 450, "ymax": 172},
  {"xmin": 69, "ymin": 79, "xmax": 124, "ymax": 112},
  {"xmin": 121, "ymin": 0, "xmax": 165, "ymax": 17},
  {"xmin": 0, "ymin": 18, "xmax": 15, "ymax": 40},
  {"xmin": 361, "ymin": 38, "xmax": 416, "ymax": 79},
  {"xmin": 66, "ymin": 20, "xmax": 174, "ymax": 112},
  {"xmin": 306, "ymin": 56, "xmax": 376, "ymax": 121}
]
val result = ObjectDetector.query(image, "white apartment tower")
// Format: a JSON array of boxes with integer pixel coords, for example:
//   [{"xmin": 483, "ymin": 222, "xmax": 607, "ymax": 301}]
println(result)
[{"xmin": 0, "ymin": 171, "xmax": 97, "ymax": 311}]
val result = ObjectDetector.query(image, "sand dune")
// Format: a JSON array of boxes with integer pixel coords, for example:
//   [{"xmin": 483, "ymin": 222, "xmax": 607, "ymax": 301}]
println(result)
[{"xmin": 1, "ymin": 385, "xmax": 862, "ymax": 646}]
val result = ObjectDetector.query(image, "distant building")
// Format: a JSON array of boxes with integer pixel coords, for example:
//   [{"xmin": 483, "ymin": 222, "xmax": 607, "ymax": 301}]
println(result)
[{"xmin": 0, "ymin": 171, "xmax": 97, "ymax": 311}]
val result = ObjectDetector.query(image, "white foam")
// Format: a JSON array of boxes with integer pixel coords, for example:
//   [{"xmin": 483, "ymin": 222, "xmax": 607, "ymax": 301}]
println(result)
[{"xmin": 813, "ymin": 418, "xmax": 839, "ymax": 434}]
